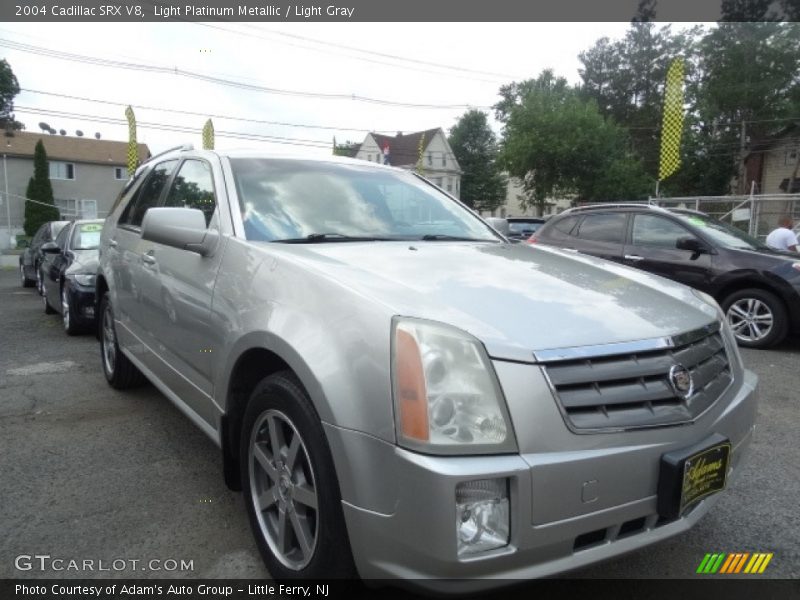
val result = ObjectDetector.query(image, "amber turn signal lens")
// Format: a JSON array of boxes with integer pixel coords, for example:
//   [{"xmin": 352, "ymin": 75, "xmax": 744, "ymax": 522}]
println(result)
[{"xmin": 395, "ymin": 328, "xmax": 430, "ymax": 441}]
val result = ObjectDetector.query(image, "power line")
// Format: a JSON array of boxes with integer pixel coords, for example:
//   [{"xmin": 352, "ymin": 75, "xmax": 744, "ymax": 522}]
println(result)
[
  {"xmin": 12, "ymin": 106, "xmax": 333, "ymax": 149},
  {"xmin": 19, "ymin": 88, "xmax": 395, "ymax": 135},
  {"xmin": 0, "ymin": 39, "xmax": 491, "ymax": 110}
]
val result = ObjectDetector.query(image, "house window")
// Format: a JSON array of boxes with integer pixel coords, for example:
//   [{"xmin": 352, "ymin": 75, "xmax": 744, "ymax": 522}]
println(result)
[
  {"xmin": 427, "ymin": 152, "xmax": 432, "ymax": 166},
  {"xmin": 500, "ymin": 208, "xmax": 507, "ymax": 218},
  {"xmin": 786, "ymin": 148, "xmax": 798, "ymax": 166},
  {"xmin": 368, "ymin": 154, "xmax": 372, "ymax": 162},
  {"xmin": 441, "ymin": 154, "xmax": 446, "ymax": 167},
  {"xmin": 432, "ymin": 177, "xmax": 443, "ymax": 187},
  {"xmin": 446, "ymin": 182, "xmax": 453, "ymax": 192},
  {"xmin": 50, "ymin": 162, "xmax": 75, "ymax": 180},
  {"xmin": 114, "ymin": 167, "xmax": 127, "ymax": 180},
  {"xmin": 54, "ymin": 198, "xmax": 78, "ymax": 218},
  {"xmin": 79, "ymin": 199, "xmax": 98, "ymax": 219}
]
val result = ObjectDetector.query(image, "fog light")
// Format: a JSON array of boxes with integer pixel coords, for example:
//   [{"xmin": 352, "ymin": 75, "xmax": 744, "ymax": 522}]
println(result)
[{"xmin": 456, "ymin": 478, "xmax": 509, "ymax": 556}]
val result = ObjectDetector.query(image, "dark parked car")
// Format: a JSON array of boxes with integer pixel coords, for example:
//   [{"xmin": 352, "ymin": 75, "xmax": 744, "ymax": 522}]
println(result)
[
  {"xmin": 506, "ymin": 217, "xmax": 545, "ymax": 241},
  {"xmin": 18, "ymin": 220, "xmax": 71, "ymax": 290},
  {"xmin": 40, "ymin": 219, "xmax": 104, "ymax": 334},
  {"xmin": 529, "ymin": 204, "xmax": 800, "ymax": 348}
]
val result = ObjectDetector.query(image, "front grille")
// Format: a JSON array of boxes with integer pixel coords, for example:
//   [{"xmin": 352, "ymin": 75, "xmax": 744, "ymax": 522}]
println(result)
[{"xmin": 540, "ymin": 324, "xmax": 732, "ymax": 432}]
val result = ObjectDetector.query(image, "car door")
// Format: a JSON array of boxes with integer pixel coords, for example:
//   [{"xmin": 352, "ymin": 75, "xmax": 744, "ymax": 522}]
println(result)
[
  {"xmin": 108, "ymin": 159, "xmax": 179, "ymax": 361},
  {"xmin": 571, "ymin": 212, "xmax": 627, "ymax": 263},
  {"xmin": 45, "ymin": 223, "xmax": 72, "ymax": 309},
  {"xmin": 141, "ymin": 157, "xmax": 229, "ymax": 427},
  {"xmin": 623, "ymin": 213, "xmax": 713, "ymax": 292}
]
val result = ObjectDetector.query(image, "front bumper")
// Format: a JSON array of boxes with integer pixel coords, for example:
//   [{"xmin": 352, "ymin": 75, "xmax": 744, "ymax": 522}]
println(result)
[
  {"xmin": 326, "ymin": 368, "xmax": 757, "ymax": 590},
  {"xmin": 67, "ymin": 283, "xmax": 97, "ymax": 326}
]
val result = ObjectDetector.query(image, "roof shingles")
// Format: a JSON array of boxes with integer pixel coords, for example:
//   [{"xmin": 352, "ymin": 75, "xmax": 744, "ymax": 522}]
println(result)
[{"xmin": 2, "ymin": 130, "xmax": 150, "ymax": 166}]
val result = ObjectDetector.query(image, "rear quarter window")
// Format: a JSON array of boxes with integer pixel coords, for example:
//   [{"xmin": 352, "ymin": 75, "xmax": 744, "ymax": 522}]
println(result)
[{"xmin": 576, "ymin": 213, "xmax": 626, "ymax": 243}]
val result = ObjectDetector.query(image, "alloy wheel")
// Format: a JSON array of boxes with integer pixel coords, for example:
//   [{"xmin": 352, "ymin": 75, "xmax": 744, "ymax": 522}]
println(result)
[
  {"xmin": 726, "ymin": 298, "xmax": 774, "ymax": 343},
  {"xmin": 62, "ymin": 287, "xmax": 70, "ymax": 331},
  {"xmin": 102, "ymin": 306, "xmax": 116, "ymax": 375},
  {"xmin": 248, "ymin": 409, "xmax": 319, "ymax": 571}
]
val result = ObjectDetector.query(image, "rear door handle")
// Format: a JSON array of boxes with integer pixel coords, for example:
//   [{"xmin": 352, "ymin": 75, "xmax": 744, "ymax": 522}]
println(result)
[
  {"xmin": 624, "ymin": 254, "xmax": 644, "ymax": 261},
  {"xmin": 109, "ymin": 239, "xmax": 118, "ymax": 248},
  {"xmin": 141, "ymin": 252, "xmax": 157, "ymax": 266}
]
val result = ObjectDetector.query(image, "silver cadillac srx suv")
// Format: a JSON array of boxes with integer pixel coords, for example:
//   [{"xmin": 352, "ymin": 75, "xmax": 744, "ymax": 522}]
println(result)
[{"xmin": 96, "ymin": 146, "xmax": 757, "ymax": 590}]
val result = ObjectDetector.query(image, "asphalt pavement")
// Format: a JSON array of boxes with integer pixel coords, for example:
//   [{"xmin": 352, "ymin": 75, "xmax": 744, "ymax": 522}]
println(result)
[{"xmin": 0, "ymin": 268, "xmax": 797, "ymax": 581}]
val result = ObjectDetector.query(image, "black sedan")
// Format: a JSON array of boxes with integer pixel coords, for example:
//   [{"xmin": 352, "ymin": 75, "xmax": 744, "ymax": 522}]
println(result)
[
  {"xmin": 18, "ymin": 220, "xmax": 71, "ymax": 291},
  {"xmin": 506, "ymin": 217, "xmax": 546, "ymax": 242},
  {"xmin": 40, "ymin": 219, "xmax": 104, "ymax": 335},
  {"xmin": 529, "ymin": 204, "xmax": 800, "ymax": 348}
]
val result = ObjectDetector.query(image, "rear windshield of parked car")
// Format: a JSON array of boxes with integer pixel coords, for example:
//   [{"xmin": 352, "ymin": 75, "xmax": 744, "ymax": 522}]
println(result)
[{"xmin": 229, "ymin": 159, "xmax": 499, "ymax": 243}]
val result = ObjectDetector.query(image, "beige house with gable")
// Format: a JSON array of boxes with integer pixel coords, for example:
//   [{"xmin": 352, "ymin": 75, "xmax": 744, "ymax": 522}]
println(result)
[{"xmin": 350, "ymin": 128, "xmax": 462, "ymax": 199}]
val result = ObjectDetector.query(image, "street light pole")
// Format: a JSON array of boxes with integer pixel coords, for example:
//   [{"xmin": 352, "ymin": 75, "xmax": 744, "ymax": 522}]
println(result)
[{"xmin": 3, "ymin": 153, "xmax": 11, "ymax": 249}]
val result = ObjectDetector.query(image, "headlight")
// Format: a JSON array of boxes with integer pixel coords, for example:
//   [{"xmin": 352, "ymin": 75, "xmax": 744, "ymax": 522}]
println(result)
[
  {"xmin": 391, "ymin": 318, "xmax": 516, "ymax": 454},
  {"xmin": 73, "ymin": 273, "xmax": 96, "ymax": 287},
  {"xmin": 691, "ymin": 288, "xmax": 744, "ymax": 369}
]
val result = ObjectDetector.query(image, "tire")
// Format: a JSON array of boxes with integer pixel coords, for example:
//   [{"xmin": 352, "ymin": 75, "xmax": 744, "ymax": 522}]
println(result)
[
  {"xmin": 42, "ymin": 283, "xmax": 57, "ymax": 314},
  {"xmin": 20, "ymin": 264, "xmax": 35, "ymax": 288},
  {"xmin": 61, "ymin": 283, "xmax": 84, "ymax": 336},
  {"xmin": 36, "ymin": 266, "xmax": 44, "ymax": 295},
  {"xmin": 722, "ymin": 288, "xmax": 788, "ymax": 349},
  {"xmin": 99, "ymin": 291, "xmax": 146, "ymax": 389},
  {"xmin": 240, "ymin": 371, "xmax": 357, "ymax": 580}
]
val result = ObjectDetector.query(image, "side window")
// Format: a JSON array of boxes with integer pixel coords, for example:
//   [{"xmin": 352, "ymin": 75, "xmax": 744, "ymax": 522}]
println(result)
[
  {"xmin": 576, "ymin": 213, "xmax": 626, "ymax": 243},
  {"xmin": 632, "ymin": 214, "xmax": 693, "ymax": 248},
  {"xmin": 163, "ymin": 160, "xmax": 217, "ymax": 227},
  {"xmin": 552, "ymin": 215, "xmax": 579, "ymax": 236},
  {"xmin": 118, "ymin": 160, "xmax": 178, "ymax": 229},
  {"xmin": 54, "ymin": 224, "xmax": 71, "ymax": 250}
]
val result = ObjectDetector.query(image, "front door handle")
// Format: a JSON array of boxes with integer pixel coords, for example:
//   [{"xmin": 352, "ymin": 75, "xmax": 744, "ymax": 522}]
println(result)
[
  {"xmin": 141, "ymin": 252, "xmax": 157, "ymax": 266},
  {"xmin": 624, "ymin": 254, "xmax": 645, "ymax": 261},
  {"xmin": 109, "ymin": 239, "xmax": 118, "ymax": 248}
]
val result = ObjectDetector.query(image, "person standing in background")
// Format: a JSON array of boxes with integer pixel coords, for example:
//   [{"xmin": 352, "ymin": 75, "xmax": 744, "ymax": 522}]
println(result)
[{"xmin": 765, "ymin": 215, "xmax": 798, "ymax": 252}]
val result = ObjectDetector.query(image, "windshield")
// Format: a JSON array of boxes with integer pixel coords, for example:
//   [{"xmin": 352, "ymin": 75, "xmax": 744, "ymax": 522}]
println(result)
[
  {"xmin": 229, "ymin": 159, "xmax": 499, "ymax": 242},
  {"xmin": 674, "ymin": 213, "xmax": 769, "ymax": 251},
  {"xmin": 70, "ymin": 222, "xmax": 104, "ymax": 250},
  {"xmin": 508, "ymin": 221, "xmax": 543, "ymax": 234}
]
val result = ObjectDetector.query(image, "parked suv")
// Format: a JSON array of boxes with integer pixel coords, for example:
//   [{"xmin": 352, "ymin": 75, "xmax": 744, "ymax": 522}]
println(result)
[
  {"xmin": 96, "ymin": 147, "xmax": 756, "ymax": 589},
  {"xmin": 529, "ymin": 204, "xmax": 800, "ymax": 349}
]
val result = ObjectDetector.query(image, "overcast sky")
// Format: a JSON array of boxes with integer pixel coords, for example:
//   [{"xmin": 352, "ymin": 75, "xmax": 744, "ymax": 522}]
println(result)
[{"xmin": 1, "ymin": 22, "xmax": 701, "ymax": 156}]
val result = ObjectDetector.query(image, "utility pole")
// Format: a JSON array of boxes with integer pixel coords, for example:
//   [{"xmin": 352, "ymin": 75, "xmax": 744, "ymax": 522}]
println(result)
[
  {"xmin": 3, "ymin": 153, "xmax": 10, "ymax": 249},
  {"xmin": 738, "ymin": 119, "xmax": 747, "ymax": 194}
]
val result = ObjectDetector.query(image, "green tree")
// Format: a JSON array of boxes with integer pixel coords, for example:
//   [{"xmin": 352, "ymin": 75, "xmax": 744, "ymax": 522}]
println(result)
[
  {"xmin": 24, "ymin": 140, "xmax": 60, "ymax": 236},
  {"xmin": 495, "ymin": 70, "xmax": 650, "ymax": 212},
  {"xmin": 0, "ymin": 59, "xmax": 23, "ymax": 131},
  {"xmin": 448, "ymin": 110, "xmax": 506, "ymax": 211}
]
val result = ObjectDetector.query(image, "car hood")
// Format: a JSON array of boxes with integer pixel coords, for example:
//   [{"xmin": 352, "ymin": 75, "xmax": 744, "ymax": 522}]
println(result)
[
  {"xmin": 65, "ymin": 249, "xmax": 99, "ymax": 276},
  {"xmin": 272, "ymin": 242, "xmax": 719, "ymax": 362}
]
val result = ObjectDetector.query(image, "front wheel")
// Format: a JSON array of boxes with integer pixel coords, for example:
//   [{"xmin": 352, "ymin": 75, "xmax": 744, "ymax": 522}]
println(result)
[
  {"xmin": 722, "ymin": 288, "xmax": 788, "ymax": 349},
  {"xmin": 20, "ymin": 264, "xmax": 35, "ymax": 288},
  {"xmin": 240, "ymin": 372, "xmax": 356, "ymax": 580},
  {"xmin": 99, "ymin": 292, "xmax": 146, "ymax": 389},
  {"xmin": 61, "ymin": 284, "xmax": 84, "ymax": 336}
]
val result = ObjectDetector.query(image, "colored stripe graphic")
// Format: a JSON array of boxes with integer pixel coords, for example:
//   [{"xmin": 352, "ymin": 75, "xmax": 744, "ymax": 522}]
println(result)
[
  {"xmin": 699, "ymin": 552, "xmax": 773, "ymax": 574},
  {"xmin": 658, "ymin": 58, "xmax": 685, "ymax": 181}
]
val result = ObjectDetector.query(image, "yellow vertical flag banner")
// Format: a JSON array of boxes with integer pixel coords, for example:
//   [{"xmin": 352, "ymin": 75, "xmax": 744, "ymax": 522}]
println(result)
[
  {"xmin": 125, "ymin": 105, "xmax": 138, "ymax": 177},
  {"xmin": 416, "ymin": 133, "xmax": 426, "ymax": 175},
  {"xmin": 202, "ymin": 118, "xmax": 214, "ymax": 150},
  {"xmin": 659, "ymin": 58, "xmax": 685, "ymax": 181}
]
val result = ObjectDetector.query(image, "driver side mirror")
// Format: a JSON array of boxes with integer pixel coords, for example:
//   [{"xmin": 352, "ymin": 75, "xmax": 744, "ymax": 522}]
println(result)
[
  {"xmin": 676, "ymin": 236, "xmax": 709, "ymax": 254},
  {"xmin": 41, "ymin": 241, "xmax": 60, "ymax": 254},
  {"xmin": 141, "ymin": 207, "xmax": 217, "ymax": 256}
]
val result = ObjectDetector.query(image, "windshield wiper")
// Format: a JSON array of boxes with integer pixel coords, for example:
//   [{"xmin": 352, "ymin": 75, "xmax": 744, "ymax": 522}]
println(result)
[
  {"xmin": 420, "ymin": 234, "xmax": 495, "ymax": 242},
  {"xmin": 273, "ymin": 233, "xmax": 394, "ymax": 243}
]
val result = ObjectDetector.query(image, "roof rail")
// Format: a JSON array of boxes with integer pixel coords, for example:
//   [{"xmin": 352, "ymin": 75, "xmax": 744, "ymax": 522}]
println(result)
[
  {"xmin": 140, "ymin": 143, "xmax": 194, "ymax": 167},
  {"xmin": 563, "ymin": 202, "xmax": 665, "ymax": 214}
]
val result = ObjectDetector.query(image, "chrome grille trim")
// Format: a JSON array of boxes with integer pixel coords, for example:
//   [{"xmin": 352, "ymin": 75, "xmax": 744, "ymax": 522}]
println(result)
[{"xmin": 538, "ymin": 322, "xmax": 732, "ymax": 433}]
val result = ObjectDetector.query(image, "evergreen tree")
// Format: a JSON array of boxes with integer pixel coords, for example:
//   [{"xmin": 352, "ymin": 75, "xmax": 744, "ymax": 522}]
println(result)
[{"xmin": 24, "ymin": 140, "xmax": 60, "ymax": 236}]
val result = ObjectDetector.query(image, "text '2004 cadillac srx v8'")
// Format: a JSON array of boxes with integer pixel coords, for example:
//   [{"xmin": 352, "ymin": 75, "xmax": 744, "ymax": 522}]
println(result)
[{"xmin": 95, "ymin": 146, "xmax": 757, "ymax": 591}]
